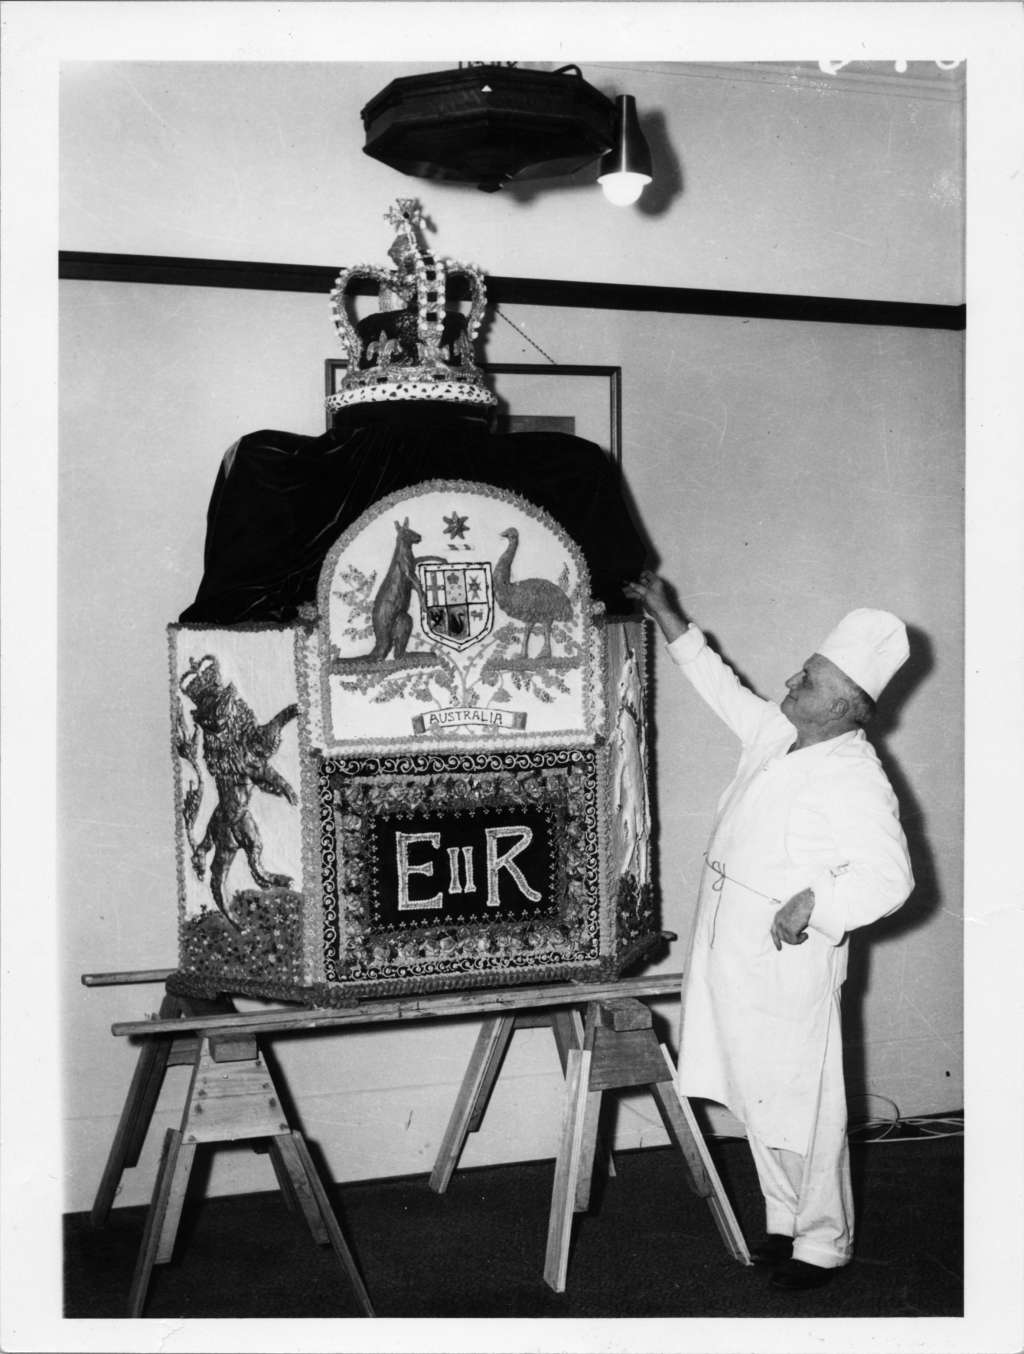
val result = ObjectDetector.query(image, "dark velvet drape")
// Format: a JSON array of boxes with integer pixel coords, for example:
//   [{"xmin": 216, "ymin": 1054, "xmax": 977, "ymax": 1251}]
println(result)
[{"xmin": 180, "ymin": 403, "xmax": 647, "ymax": 624}]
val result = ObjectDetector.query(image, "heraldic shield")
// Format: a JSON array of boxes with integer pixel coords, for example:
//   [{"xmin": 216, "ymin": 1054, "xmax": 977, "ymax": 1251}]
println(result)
[{"xmin": 417, "ymin": 560, "xmax": 494, "ymax": 651}]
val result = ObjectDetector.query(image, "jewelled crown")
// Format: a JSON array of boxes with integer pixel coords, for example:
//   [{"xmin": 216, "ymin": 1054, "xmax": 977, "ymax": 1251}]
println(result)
[{"xmin": 327, "ymin": 200, "xmax": 497, "ymax": 413}]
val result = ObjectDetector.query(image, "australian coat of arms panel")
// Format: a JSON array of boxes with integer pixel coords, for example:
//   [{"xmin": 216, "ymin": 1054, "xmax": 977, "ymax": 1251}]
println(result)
[
  {"xmin": 316, "ymin": 481, "xmax": 597, "ymax": 751},
  {"xmin": 169, "ymin": 479, "xmax": 657, "ymax": 1004}
]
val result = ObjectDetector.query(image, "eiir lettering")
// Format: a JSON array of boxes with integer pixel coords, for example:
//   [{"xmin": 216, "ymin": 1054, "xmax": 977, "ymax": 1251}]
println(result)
[{"xmin": 395, "ymin": 826, "xmax": 541, "ymax": 910}]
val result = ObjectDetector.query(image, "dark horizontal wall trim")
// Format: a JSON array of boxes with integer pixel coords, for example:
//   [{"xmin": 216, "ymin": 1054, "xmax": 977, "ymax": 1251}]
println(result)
[{"xmin": 58, "ymin": 251, "xmax": 966, "ymax": 331}]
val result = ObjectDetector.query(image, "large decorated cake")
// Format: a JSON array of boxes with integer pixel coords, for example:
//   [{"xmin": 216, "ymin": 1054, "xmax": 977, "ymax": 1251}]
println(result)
[{"xmin": 169, "ymin": 203, "xmax": 659, "ymax": 1005}]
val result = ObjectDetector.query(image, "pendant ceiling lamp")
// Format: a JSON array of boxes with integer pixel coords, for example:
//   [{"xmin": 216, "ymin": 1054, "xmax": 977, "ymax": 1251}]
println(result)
[
  {"xmin": 597, "ymin": 95, "xmax": 653, "ymax": 205},
  {"xmin": 361, "ymin": 63, "xmax": 653, "ymax": 202}
]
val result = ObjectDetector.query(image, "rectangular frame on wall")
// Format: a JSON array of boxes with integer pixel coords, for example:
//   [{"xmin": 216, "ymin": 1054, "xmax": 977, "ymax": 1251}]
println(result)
[
  {"xmin": 484, "ymin": 364, "xmax": 621, "ymax": 465},
  {"xmin": 323, "ymin": 360, "xmax": 622, "ymax": 465}
]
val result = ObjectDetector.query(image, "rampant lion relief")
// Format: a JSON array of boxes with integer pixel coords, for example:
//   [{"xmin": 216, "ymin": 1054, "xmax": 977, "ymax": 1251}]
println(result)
[{"xmin": 175, "ymin": 654, "xmax": 299, "ymax": 927}]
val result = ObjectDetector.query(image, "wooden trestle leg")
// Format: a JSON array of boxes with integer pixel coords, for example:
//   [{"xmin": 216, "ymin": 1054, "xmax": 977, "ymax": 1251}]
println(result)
[
  {"xmin": 90, "ymin": 993, "xmax": 199, "ymax": 1227},
  {"xmin": 543, "ymin": 997, "xmax": 751, "ymax": 1293},
  {"xmin": 429, "ymin": 1008, "xmax": 615, "ymax": 1194}
]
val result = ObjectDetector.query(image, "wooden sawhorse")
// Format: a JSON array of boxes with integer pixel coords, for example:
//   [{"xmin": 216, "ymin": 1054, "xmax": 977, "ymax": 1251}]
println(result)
[
  {"xmin": 543, "ymin": 996, "xmax": 750, "ymax": 1291},
  {"xmin": 424, "ymin": 993, "xmax": 749, "ymax": 1292},
  {"xmin": 92, "ymin": 971, "xmax": 748, "ymax": 1310},
  {"xmin": 88, "ymin": 986, "xmax": 373, "ymax": 1318}
]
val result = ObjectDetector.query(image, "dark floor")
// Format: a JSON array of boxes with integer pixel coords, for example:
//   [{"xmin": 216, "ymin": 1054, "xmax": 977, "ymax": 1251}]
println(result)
[{"xmin": 64, "ymin": 1130, "xmax": 962, "ymax": 1320}]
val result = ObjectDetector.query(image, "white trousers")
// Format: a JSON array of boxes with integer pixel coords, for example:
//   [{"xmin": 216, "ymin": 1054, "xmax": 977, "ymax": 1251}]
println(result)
[{"xmin": 745, "ymin": 1011, "xmax": 854, "ymax": 1269}]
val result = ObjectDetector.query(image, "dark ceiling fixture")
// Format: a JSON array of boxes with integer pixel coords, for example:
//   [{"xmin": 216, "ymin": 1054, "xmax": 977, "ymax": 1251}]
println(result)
[{"xmin": 361, "ymin": 63, "xmax": 653, "ymax": 203}]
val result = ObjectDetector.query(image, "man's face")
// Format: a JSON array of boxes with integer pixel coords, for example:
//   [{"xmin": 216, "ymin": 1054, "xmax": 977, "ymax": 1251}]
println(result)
[{"xmin": 781, "ymin": 654, "xmax": 852, "ymax": 737}]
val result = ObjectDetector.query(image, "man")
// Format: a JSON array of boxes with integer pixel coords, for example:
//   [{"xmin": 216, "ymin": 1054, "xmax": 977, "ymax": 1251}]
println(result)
[{"xmin": 624, "ymin": 572, "xmax": 914, "ymax": 1291}]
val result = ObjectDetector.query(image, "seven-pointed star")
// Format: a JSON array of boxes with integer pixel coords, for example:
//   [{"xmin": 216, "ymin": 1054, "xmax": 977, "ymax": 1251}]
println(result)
[{"xmin": 443, "ymin": 511, "xmax": 469, "ymax": 540}]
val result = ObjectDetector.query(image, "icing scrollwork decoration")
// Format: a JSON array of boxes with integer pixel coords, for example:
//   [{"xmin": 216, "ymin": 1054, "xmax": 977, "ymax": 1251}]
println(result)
[
  {"xmin": 173, "ymin": 700, "xmax": 204, "ymax": 860},
  {"xmin": 319, "ymin": 748, "xmax": 601, "ymax": 987},
  {"xmin": 611, "ymin": 637, "xmax": 650, "ymax": 883},
  {"xmin": 610, "ymin": 632, "xmax": 657, "ymax": 956},
  {"xmin": 177, "ymin": 654, "xmax": 299, "ymax": 928}
]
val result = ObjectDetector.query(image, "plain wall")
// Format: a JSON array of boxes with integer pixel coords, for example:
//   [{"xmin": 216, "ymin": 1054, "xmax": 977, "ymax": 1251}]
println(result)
[
  {"xmin": 59, "ymin": 59, "xmax": 964, "ymax": 304},
  {"xmin": 59, "ymin": 283, "xmax": 963, "ymax": 1210},
  {"xmin": 57, "ymin": 60, "xmax": 964, "ymax": 1213}
]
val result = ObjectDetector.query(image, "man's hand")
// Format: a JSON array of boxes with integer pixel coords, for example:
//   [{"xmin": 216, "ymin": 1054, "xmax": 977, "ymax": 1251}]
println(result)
[
  {"xmin": 623, "ymin": 571, "xmax": 687, "ymax": 643},
  {"xmin": 771, "ymin": 888, "xmax": 815, "ymax": 950}
]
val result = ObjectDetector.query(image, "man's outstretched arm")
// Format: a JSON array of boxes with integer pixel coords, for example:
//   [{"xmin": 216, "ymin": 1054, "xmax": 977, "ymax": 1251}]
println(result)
[{"xmin": 626, "ymin": 570, "xmax": 777, "ymax": 747}]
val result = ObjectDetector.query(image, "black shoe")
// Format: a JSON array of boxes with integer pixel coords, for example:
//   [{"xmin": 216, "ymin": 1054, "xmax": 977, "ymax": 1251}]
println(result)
[
  {"xmin": 749, "ymin": 1234, "xmax": 794, "ymax": 1266},
  {"xmin": 770, "ymin": 1258, "xmax": 836, "ymax": 1290}
]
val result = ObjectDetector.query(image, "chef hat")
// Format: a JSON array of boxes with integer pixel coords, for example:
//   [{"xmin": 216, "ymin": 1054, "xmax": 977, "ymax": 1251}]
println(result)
[{"xmin": 815, "ymin": 609, "xmax": 910, "ymax": 701}]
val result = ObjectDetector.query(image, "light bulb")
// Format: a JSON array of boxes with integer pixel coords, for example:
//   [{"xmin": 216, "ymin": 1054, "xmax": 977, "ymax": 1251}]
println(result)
[{"xmin": 598, "ymin": 171, "xmax": 651, "ymax": 207}]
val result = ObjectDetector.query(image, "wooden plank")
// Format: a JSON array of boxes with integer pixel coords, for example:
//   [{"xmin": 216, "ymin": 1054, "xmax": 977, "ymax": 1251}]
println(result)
[
  {"xmin": 128, "ymin": 1129, "xmax": 182, "ymax": 1317},
  {"xmin": 573, "ymin": 1089, "xmax": 603, "ymax": 1213},
  {"xmin": 465, "ymin": 1017, "xmax": 515, "ymax": 1135},
  {"xmin": 548, "ymin": 1009, "xmax": 583, "ymax": 1073},
  {"xmin": 594, "ymin": 997, "xmax": 652, "ymax": 1032},
  {"xmin": 90, "ymin": 1033, "xmax": 172, "ymax": 1226},
  {"xmin": 90, "ymin": 993, "xmax": 187, "ymax": 1225},
  {"xmin": 553, "ymin": 1009, "xmax": 617, "ymax": 1181},
  {"xmin": 82, "ymin": 969, "xmax": 175, "ymax": 987},
  {"xmin": 209, "ymin": 1035, "xmax": 259, "ymax": 1063},
  {"xmin": 651, "ymin": 1081, "xmax": 712, "ymax": 1197},
  {"xmin": 267, "ymin": 1135, "xmax": 302, "ymax": 1218},
  {"xmin": 166, "ymin": 1037, "xmax": 201, "ymax": 1066},
  {"xmin": 512, "ymin": 1012, "xmax": 559, "ymax": 1031},
  {"xmin": 290, "ymin": 1132, "xmax": 375, "ymax": 1316},
  {"xmin": 429, "ymin": 1016, "xmax": 514, "ymax": 1193},
  {"xmin": 182, "ymin": 1042, "xmax": 290, "ymax": 1145},
  {"xmin": 654, "ymin": 1046, "xmax": 751, "ymax": 1264},
  {"xmin": 543, "ymin": 1046, "xmax": 592, "ymax": 1293},
  {"xmin": 588, "ymin": 1027, "xmax": 671, "ymax": 1091},
  {"xmin": 269, "ymin": 1134, "xmax": 330, "ymax": 1245},
  {"xmin": 154, "ymin": 1140, "xmax": 197, "ymax": 1265},
  {"xmin": 119, "ymin": 1034, "xmax": 176, "ymax": 1165},
  {"xmin": 113, "ymin": 973, "xmax": 683, "ymax": 1039}
]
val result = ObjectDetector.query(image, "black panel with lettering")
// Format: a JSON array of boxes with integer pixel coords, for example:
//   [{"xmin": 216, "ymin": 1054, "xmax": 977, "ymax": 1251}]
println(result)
[{"xmin": 370, "ymin": 807, "xmax": 555, "ymax": 927}]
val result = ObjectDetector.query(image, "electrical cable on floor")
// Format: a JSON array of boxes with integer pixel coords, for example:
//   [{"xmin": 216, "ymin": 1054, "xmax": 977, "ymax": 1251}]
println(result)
[
  {"xmin": 621, "ymin": 1089, "xmax": 963, "ymax": 1145},
  {"xmin": 847, "ymin": 1112, "xmax": 964, "ymax": 1143},
  {"xmin": 847, "ymin": 1093, "xmax": 963, "ymax": 1144},
  {"xmin": 697, "ymin": 1093, "xmax": 963, "ymax": 1145}
]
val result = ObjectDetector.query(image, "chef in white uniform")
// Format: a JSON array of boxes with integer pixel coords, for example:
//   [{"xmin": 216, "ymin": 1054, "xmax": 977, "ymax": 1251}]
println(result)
[{"xmin": 625, "ymin": 572, "xmax": 914, "ymax": 1291}]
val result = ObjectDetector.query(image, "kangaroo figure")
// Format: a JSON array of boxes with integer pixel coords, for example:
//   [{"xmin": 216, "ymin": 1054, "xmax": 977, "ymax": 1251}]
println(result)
[{"xmin": 368, "ymin": 518, "xmax": 427, "ymax": 660}]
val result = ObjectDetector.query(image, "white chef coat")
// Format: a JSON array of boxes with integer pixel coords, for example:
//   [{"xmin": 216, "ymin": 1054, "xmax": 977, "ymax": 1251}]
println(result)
[{"xmin": 668, "ymin": 625, "xmax": 913, "ymax": 1155}]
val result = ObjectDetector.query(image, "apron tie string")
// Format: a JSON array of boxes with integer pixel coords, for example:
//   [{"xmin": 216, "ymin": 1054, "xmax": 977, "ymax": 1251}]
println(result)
[{"xmin": 702, "ymin": 854, "xmax": 782, "ymax": 948}]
